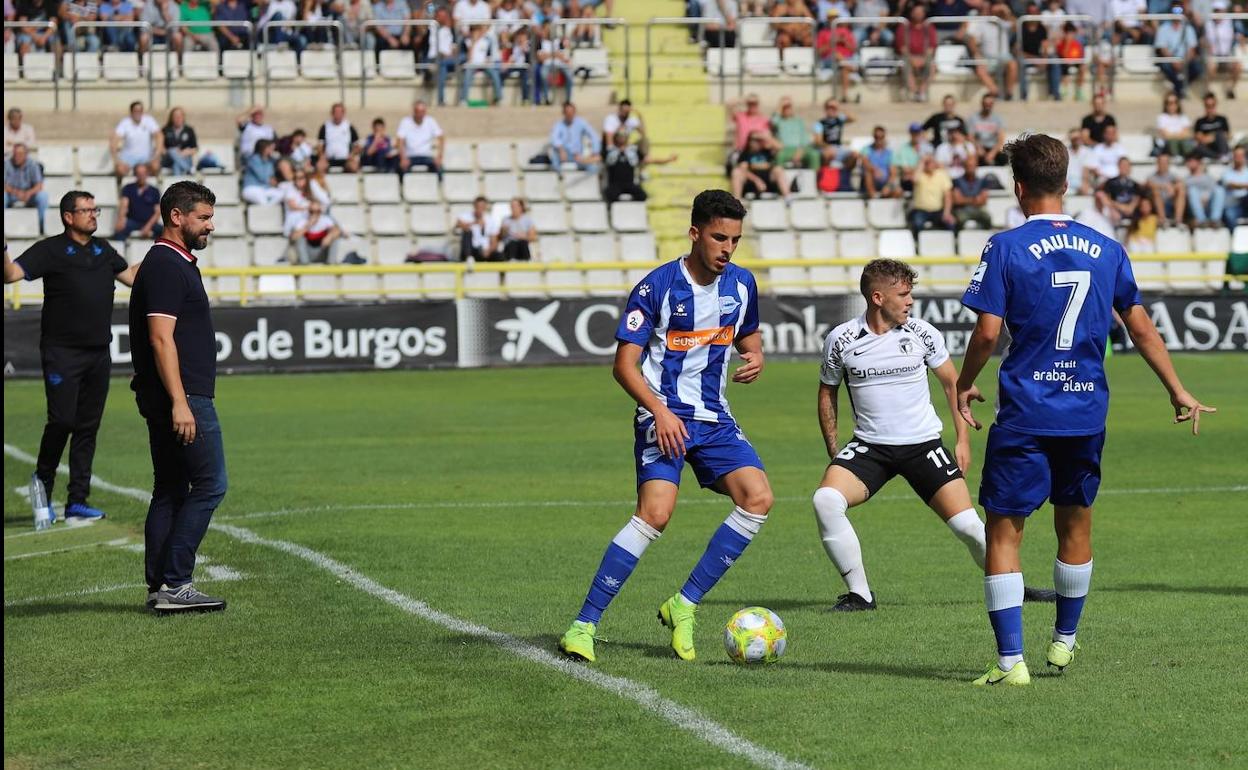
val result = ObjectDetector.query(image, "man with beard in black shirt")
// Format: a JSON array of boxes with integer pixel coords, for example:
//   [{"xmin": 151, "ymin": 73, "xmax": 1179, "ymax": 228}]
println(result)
[
  {"xmin": 1191, "ymin": 92, "xmax": 1231, "ymax": 161},
  {"xmin": 4, "ymin": 190, "xmax": 140, "ymax": 521}
]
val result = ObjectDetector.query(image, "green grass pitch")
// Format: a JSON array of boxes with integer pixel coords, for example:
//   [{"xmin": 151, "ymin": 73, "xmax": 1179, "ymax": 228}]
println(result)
[{"xmin": 4, "ymin": 354, "xmax": 1246, "ymax": 769}]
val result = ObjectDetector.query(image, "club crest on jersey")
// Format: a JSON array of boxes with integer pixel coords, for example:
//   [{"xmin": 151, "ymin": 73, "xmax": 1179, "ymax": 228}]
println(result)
[
  {"xmin": 626, "ymin": 309, "xmax": 644, "ymax": 332},
  {"xmin": 719, "ymin": 296, "xmax": 741, "ymax": 316},
  {"xmin": 897, "ymin": 338, "xmax": 914, "ymax": 355},
  {"xmin": 638, "ymin": 283, "xmax": 652, "ymax": 297},
  {"xmin": 674, "ymin": 303, "xmax": 687, "ymax": 317}
]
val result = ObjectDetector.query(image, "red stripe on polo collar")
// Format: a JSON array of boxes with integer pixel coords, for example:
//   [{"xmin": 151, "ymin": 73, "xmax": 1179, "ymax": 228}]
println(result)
[{"xmin": 155, "ymin": 238, "xmax": 197, "ymax": 263}]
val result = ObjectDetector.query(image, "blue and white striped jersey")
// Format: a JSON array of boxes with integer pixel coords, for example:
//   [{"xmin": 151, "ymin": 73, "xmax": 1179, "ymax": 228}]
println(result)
[{"xmin": 615, "ymin": 258, "xmax": 760, "ymax": 423}]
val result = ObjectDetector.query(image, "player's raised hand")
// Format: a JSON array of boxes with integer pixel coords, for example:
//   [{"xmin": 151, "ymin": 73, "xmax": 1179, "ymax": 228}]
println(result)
[
  {"xmin": 654, "ymin": 406, "xmax": 690, "ymax": 459},
  {"xmin": 1171, "ymin": 390, "xmax": 1216, "ymax": 436},
  {"xmin": 732, "ymin": 351, "xmax": 764, "ymax": 384},
  {"xmin": 957, "ymin": 384, "xmax": 985, "ymax": 430}
]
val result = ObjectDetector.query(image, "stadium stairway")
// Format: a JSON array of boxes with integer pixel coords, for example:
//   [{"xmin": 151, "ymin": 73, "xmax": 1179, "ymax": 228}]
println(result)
[{"xmin": 608, "ymin": 1, "xmax": 754, "ymax": 260}]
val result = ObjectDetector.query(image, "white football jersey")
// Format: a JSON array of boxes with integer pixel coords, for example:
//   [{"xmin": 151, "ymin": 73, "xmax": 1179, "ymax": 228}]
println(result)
[{"xmin": 820, "ymin": 315, "xmax": 950, "ymax": 445}]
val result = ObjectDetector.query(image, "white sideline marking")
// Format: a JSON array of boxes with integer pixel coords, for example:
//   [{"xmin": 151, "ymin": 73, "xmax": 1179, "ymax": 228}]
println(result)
[
  {"xmin": 212, "ymin": 484, "xmax": 1248, "ymax": 523},
  {"xmin": 4, "ymin": 582, "xmax": 146, "ymax": 607},
  {"xmin": 214, "ymin": 523, "xmax": 812, "ymax": 770},
  {"xmin": 5, "ymin": 538, "xmax": 131, "ymax": 561},
  {"xmin": 3, "ymin": 443, "xmax": 813, "ymax": 770}
]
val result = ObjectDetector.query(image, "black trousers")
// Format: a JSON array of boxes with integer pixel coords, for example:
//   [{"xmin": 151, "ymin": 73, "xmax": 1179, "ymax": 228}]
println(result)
[{"xmin": 36, "ymin": 345, "xmax": 112, "ymax": 506}]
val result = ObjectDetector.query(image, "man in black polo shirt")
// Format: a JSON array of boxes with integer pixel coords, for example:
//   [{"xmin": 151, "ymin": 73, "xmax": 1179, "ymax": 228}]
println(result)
[
  {"xmin": 128, "ymin": 180, "xmax": 227, "ymax": 614},
  {"xmin": 1191, "ymin": 92, "xmax": 1231, "ymax": 161},
  {"xmin": 4, "ymin": 190, "xmax": 140, "ymax": 522}
]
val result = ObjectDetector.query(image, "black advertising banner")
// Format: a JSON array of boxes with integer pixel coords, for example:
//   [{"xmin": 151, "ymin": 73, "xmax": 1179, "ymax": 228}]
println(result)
[
  {"xmin": 5, "ymin": 295, "xmax": 1244, "ymax": 377},
  {"xmin": 3, "ymin": 303, "xmax": 458, "ymax": 377}
]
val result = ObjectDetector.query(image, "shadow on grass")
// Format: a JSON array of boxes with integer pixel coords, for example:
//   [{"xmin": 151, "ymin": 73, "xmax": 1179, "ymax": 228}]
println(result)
[
  {"xmin": 699, "ymin": 598, "xmax": 836, "ymax": 612},
  {"xmin": 1099, "ymin": 583, "xmax": 1248, "ymax": 598},
  {"xmin": 700, "ymin": 658, "xmax": 968, "ymax": 682},
  {"xmin": 4, "ymin": 601, "xmax": 149, "ymax": 618}
]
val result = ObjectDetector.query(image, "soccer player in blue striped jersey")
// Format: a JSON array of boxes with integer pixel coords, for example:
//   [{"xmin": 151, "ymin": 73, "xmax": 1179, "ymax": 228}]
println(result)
[
  {"xmin": 558, "ymin": 190, "xmax": 773, "ymax": 663},
  {"xmin": 956, "ymin": 133, "xmax": 1216, "ymax": 686}
]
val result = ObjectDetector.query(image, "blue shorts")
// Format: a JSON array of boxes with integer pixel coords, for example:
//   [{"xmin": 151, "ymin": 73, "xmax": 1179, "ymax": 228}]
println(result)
[
  {"xmin": 633, "ymin": 412, "xmax": 765, "ymax": 490},
  {"xmin": 979, "ymin": 424, "xmax": 1106, "ymax": 516}
]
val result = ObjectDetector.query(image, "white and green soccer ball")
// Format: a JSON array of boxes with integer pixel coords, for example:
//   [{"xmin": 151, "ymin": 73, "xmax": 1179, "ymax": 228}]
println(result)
[{"xmin": 723, "ymin": 607, "xmax": 787, "ymax": 664}]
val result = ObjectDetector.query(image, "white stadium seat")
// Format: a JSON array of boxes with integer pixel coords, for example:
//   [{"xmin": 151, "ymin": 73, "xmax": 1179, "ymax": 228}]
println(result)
[
  {"xmin": 799, "ymin": 232, "xmax": 838, "ymax": 259},
  {"xmin": 369, "ymin": 204, "xmax": 407, "ymax": 236},
  {"xmin": 570, "ymin": 202, "xmax": 609, "ymax": 233},
  {"xmin": 743, "ymin": 48, "xmax": 782, "ymax": 76},
  {"xmin": 377, "ymin": 237, "xmax": 413, "ymax": 265},
  {"xmin": 181, "ymin": 50, "xmax": 220, "ymax": 79},
  {"xmin": 782, "ymin": 47, "xmax": 814, "ymax": 76},
  {"xmin": 866, "ymin": 198, "xmax": 906, "ymax": 229},
  {"xmin": 441, "ymin": 144, "xmax": 475, "ymax": 173},
  {"xmin": 531, "ymin": 203, "xmax": 569, "ymax": 234},
  {"xmin": 788, "ymin": 199, "xmax": 827, "ymax": 231},
  {"xmin": 252, "ymin": 236, "xmax": 290, "ymax": 266},
  {"xmin": 442, "ymin": 173, "xmax": 479, "ymax": 203},
  {"xmin": 37, "ymin": 146, "xmax": 76, "ymax": 177},
  {"xmin": 402, "ymin": 173, "xmax": 441, "ymax": 203},
  {"xmin": 538, "ymin": 234, "xmax": 575, "ymax": 262},
  {"xmin": 562, "ymin": 172, "xmax": 602, "ymax": 202},
  {"xmin": 758, "ymin": 232, "xmax": 797, "ymax": 260},
  {"xmin": 378, "ymin": 49, "xmax": 416, "ymax": 79},
  {"xmin": 212, "ymin": 206, "xmax": 246, "ymax": 237},
  {"xmin": 878, "ymin": 229, "xmax": 916, "ymax": 258},
  {"xmin": 201, "ymin": 175, "xmax": 240, "ymax": 206},
  {"xmin": 265, "ymin": 50, "xmax": 299, "ymax": 80},
  {"xmin": 409, "ymin": 204, "xmax": 449, "ymax": 235},
  {"xmin": 221, "ymin": 49, "xmax": 254, "ymax": 78},
  {"xmin": 72, "ymin": 51, "xmax": 100, "ymax": 82},
  {"xmin": 523, "ymin": 171, "xmax": 562, "ymax": 202},
  {"xmin": 21, "ymin": 52, "xmax": 58, "ymax": 81},
  {"xmin": 577, "ymin": 233, "xmax": 617, "ymax": 263},
  {"xmin": 705, "ymin": 48, "xmax": 741, "ymax": 77},
  {"xmin": 476, "ymin": 142, "xmax": 514, "ymax": 172},
  {"xmin": 333, "ymin": 204, "xmax": 367, "ymax": 236},
  {"xmin": 364, "ymin": 174, "xmax": 402, "ymax": 204},
  {"xmin": 618, "ymin": 232, "xmax": 658, "ymax": 262},
  {"xmin": 246, "ymin": 205, "xmax": 284, "ymax": 235},
  {"xmin": 750, "ymin": 199, "xmax": 788, "ymax": 231},
  {"xmin": 300, "ymin": 49, "xmax": 339, "ymax": 79},
  {"xmin": 103, "ymin": 52, "xmax": 141, "ymax": 81},
  {"xmin": 610, "ymin": 201, "xmax": 649, "ymax": 233},
  {"xmin": 957, "ymin": 229, "xmax": 993, "ymax": 257},
  {"xmin": 325, "ymin": 174, "xmax": 361, "ymax": 204},
  {"xmin": 483, "ymin": 172, "xmax": 520, "ymax": 202},
  {"xmin": 829, "ymin": 199, "xmax": 867, "ymax": 229},
  {"xmin": 4, "ymin": 208, "xmax": 41, "ymax": 238},
  {"xmin": 918, "ymin": 230, "xmax": 955, "ymax": 257},
  {"xmin": 4, "ymin": 52, "xmax": 18, "ymax": 82}
]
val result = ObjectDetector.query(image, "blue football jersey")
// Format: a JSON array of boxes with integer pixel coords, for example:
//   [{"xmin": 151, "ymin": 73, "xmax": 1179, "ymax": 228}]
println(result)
[
  {"xmin": 616, "ymin": 258, "xmax": 760, "ymax": 423},
  {"xmin": 962, "ymin": 214, "xmax": 1143, "ymax": 436}
]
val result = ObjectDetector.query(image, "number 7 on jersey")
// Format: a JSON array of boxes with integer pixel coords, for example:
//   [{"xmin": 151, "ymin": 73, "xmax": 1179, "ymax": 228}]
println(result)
[{"xmin": 1051, "ymin": 271, "xmax": 1090, "ymax": 351}]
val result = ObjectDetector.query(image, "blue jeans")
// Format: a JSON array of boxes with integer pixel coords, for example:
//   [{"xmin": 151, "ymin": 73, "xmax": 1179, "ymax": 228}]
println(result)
[
  {"xmin": 113, "ymin": 216, "xmax": 163, "ymax": 241},
  {"xmin": 137, "ymin": 392, "xmax": 228, "ymax": 591},
  {"xmin": 166, "ymin": 148, "xmax": 195, "ymax": 175},
  {"xmin": 1158, "ymin": 59, "xmax": 1203, "ymax": 97},
  {"xmin": 459, "ymin": 64, "xmax": 502, "ymax": 104},
  {"xmin": 435, "ymin": 56, "xmax": 460, "ymax": 106},
  {"xmin": 536, "ymin": 61, "xmax": 574, "ymax": 105},
  {"xmin": 5, "ymin": 190, "xmax": 49, "ymax": 233},
  {"xmin": 1224, "ymin": 197, "xmax": 1245, "ymax": 229},
  {"xmin": 1187, "ymin": 183, "xmax": 1226, "ymax": 224},
  {"xmin": 1021, "ymin": 61, "xmax": 1061, "ymax": 100},
  {"xmin": 106, "ymin": 25, "xmax": 137, "ymax": 52}
]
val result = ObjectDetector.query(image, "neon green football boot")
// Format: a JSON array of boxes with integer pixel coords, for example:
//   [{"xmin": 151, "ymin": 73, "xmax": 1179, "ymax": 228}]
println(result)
[
  {"xmin": 558, "ymin": 620, "xmax": 597, "ymax": 663},
  {"xmin": 657, "ymin": 594, "xmax": 698, "ymax": 661},
  {"xmin": 972, "ymin": 660, "xmax": 1031, "ymax": 686},
  {"xmin": 1046, "ymin": 640, "xmax": 1080, "ymax": 671}
]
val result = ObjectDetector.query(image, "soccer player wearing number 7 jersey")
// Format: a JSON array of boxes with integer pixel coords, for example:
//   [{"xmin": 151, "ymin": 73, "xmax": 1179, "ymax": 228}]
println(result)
[
  {"xmin": 558, "ymin": 190, "xmax": 774, "ymax": 664},
  {"xmin": 957, "ymin": 133, "xmax": 1216, "ymax": 686}
]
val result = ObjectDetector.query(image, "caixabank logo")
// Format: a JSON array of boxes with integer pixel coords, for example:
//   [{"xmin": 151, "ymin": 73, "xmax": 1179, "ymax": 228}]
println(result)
[{"xmin": 490, "ymin": 300, "xmax": 622, "ymax": 363}]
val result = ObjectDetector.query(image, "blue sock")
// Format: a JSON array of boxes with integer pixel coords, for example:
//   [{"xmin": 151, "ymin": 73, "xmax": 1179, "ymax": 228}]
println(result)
[
  {"xmin": 576, "ymin": 516, "xmax": 660, "ymax": 624},
  {"xmin": 679, "ymin": 507, "xmax": 767, "ymax": 605},
  {"xmin": 1053, "ymin": 559, "xmax": 1093, "ymax": 642},
  {"xmin": 985, "ymin": 573, "xmax": 1025, "ymax": 666}
]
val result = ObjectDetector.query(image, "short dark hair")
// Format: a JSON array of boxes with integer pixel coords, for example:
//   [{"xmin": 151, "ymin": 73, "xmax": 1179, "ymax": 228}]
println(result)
[
  {"xmin": 59, "ymin": 190, "xmax": 94, "ymax": 219},
  {"xmin": 860, "ymin": 259, "xmax": 917, "ymax": 301},
  {"xmin": 690, "ymin": 189, "xmax": 747, "ymax": 228},
  {"xmin": 619, "ymin": 99, "xmax": 632, "ymax": 108},
  {"xmin": 160, "ymin": 180, "xmax": 216, "ymax": 225},
  {"xmin": 129, "ymin": 100, "xmax": 142, "ymax": 111},
  {"xmin": 474, "ymin": 195, "xmax": 488, "ymax": 205},
  {"xmin": 1005, "ymin": 132, "xmax": 1068, "ymax": 197},
  {"xmin": 254, "ymin": 138, "xmax": 273, "ymax": 155}
]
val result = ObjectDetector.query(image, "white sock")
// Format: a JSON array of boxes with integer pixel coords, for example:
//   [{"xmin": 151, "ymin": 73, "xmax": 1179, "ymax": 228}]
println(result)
[
  {"xmin": 1052, "ymin": 558, "xmax": 1093, "ymax": 650},
  {"xmin": 946, "ymin": 508, "xmax": 987, "ymax": 571},
  {"xmin": 612, "ymin": 515, "xmax": 661, "ymax": 558},
  {"xmin": 812, "ymin": 487, "xmax": 872, "ymax": 602},
  {"xmin": 984, "ymin": 572, "xmax": 1025, "ymax": 671}
]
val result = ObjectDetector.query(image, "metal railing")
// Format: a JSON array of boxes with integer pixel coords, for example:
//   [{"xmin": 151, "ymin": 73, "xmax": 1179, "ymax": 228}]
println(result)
[
  {"xmin": 8, "ymin": 253, "xmax": 1238, "ymax": 307},
  {"xmin": 70, "ymin": 21, "xmax": 154, "ymax": 108},
  {"xmin": 165, "ymin": 20, "xmax": 257, "ymax": 107},
  {"xmin": 553, "ymin": 17, "xmax": 630, "ymax": 101},
  {"xmin": 645, "ymin": 16, "xmax": 720, "ymax": 103},
  {"xmin": 4, "ymin": 21, "xmax": 59, "ymax": 108},
  {"xmin": 830, "ymin": 16, "xmax": 908, "ymax": 101},
  {"xmin": 260, "ymin": 19, "xmax": 346, "ymax": 105},
  {"xmin": 1204, "ymin": 13, "xmax": 1248, "ymax": 67},
  {"xmin": 737, "ymin": 16, "xmax": 818, "ymax": 103},
  {"xmin": 455, "ymin": 18, "xmax": 538, "ymax": 106},
  {"xmin": 1015, "ymin": 14, "xmax": 1097, "ymax": 97},
  {"xmin": 358, "ymin": 19, "xmax": 437, "ymax": 107}
]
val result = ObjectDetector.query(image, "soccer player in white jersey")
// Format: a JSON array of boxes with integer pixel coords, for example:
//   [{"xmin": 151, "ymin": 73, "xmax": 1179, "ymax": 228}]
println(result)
[
  {"xmin": 812, "ymin": 259, "xmax": 1053, "ymax": 612},
  {"xmin": 558, "ymin": 190, "xmax": 773, "ymax": 663}
]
